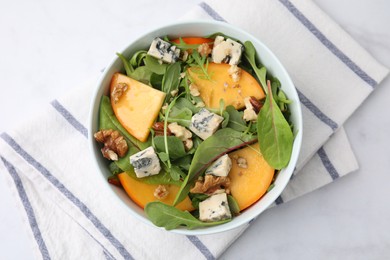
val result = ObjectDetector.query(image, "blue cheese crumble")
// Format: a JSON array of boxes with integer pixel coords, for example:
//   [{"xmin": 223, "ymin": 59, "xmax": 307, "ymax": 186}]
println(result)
[
  {"xmin": 147, "ymin": 37, "xmax": 180, "ymax": 63},
  {"xmin": 129, "ymin": 146, "xmax": 161, "ymax": 178},
  {"xmin": 199, "ymin": 193, "xmax": 232, "ymax": 222},
  {"xmin": 205, "ymin": 154, "xmax": 232, "ymax": 177},
  {"xmin": 189, "ymin": 108, "xmax": 224, "ymax": 140},
  {"xmin": 211, "ymin": 36, "xmax": 244, "ymax": 65}
]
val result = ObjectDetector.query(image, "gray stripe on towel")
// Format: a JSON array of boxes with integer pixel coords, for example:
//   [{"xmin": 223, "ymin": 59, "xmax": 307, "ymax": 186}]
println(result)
[
  {"xmin": 52, "ymin": 100, "xmax": 216, "ymax": 259},
  {"xmin": 51, "ymin": 100, "xmax": 88, "ymax": 138},
  {"xmin": 0, "ymin": 133, "xmax": 134, "ymax": 260},
  {"xmin": 275, "ymin": 196, "xmax": 284, "ymax": 205},
  {"xmin": 279, "ymin": 0, "xmax": 377, "ymax": 88},
  {"xmin": 187, "ymin": 235, "xmax": 215, "ymax": 260},
  {"xmin": 199, "ymin": 2, "xmax": 227, "ymax": 22},
  {"xmin": 297, "ymin": 89, "xmax": 338, "ymax": 131},
  {"xmin": 317, "ymin": 147, "xmax": 340, "ymax": 180},
  {"xmin": 1, "ymin": 156, "xmax": 51, "ymax": 260}
]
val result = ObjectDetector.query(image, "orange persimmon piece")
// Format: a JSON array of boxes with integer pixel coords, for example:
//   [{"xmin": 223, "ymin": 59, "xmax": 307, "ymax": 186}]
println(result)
[
  {"xmin": 188, "ymin": 63, "xmax": 265, "ymax": 110},
  {"xmin": 228, "ymin": 143, "xmax": 275, "ymax": 211},
  {"xmin": 171, "ymin": 37, "xmax": 214, "ymax": 45},
  {"xmin": 118, "ymin": 172, "xmax": 194, "ymax": 211},
  {"xmin": 110, "ymin": 73, "xmax": 165, "ymax": 142}
]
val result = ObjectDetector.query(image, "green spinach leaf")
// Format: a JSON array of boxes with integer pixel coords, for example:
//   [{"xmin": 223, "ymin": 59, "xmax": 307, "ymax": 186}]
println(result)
[
  {"xmin": 99, "ymin": 96, "xmax": 149, "ymax": 150},
  {"xmin": 190, "ymin": 193, "xmax": 209, "ymax": 209},
  {"xmin": 227, "ymin": 195, "xmax": 240, "ymax": 215},
  {"xmin": 154, "ymin": 136, "xmax": 187, "ymax": 160},
  {"xmin": 145, "ymin": 201, "xmax": 230, "ymax": 230},
  {"xmin": 174, "ymin": 128, "xmax": 257, "ymax": 205},
  {"xmin": 257, "ymin": 81, "xmax": 293, "ymax": 169},
  {"xmin": 144, "ymin": 55, "xmax": 168, "ymax": 75}
]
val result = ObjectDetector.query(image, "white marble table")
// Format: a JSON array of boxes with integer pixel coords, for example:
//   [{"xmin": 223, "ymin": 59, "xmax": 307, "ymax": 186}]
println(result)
[{"xmin": 1, "ymin": 0, "xmax": 389, "ymax": 259}]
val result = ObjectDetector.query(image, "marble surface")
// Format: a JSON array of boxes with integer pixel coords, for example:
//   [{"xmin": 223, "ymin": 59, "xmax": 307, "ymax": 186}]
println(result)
[{"xmin": 0, "ymin": 0, "xmax": 389, "ymax": 259}]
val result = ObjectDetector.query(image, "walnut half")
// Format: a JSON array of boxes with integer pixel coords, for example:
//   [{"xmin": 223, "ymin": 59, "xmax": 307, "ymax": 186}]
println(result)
[
  {"xmin": 94, "ymin": 129, "xmax": 128, "ymax": 161},
  {"xmin": 190, "ymin": 175, "xmax": 231, "ymax": 195},
  {"xmin": 111, "ymin": 82, "xmax": 128, "ymax": 104}
]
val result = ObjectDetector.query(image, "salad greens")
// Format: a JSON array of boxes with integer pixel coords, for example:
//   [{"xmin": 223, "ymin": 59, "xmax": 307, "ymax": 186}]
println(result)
[
  {"xmin": 145, "ymin": 202, "xmax": 230, "ymax": 230},
  {"xmin": 96, "ymin": 33, "xmax": 295, "ymax": 230}
]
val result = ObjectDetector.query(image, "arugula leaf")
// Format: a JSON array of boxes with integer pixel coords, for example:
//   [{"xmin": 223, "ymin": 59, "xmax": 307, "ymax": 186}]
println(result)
[
  {"xmin": 225, "ymin": 105, "xmax": 247, "ymax": 132},
  {"xmin": 243, "ymin": 41, "xmax": 267, "ymax": 93},
  {"xmin": 129, "ymin": 50, "xmax": 147, "ymax": 67},
  {"xmin": 257, "ymin": 81, "xmax": 294, "ymax": 169},
  {"xmin": 145, "ymin": 202, "xmax": 230, "ymax": 230},
  {"xmin": 188, "ymin": 50, "xmax": 212, "ymax": 80},
  {"xmin": 174, "ymin": 128, "xmax": 257, "ymax": 205},
  {"xmin": 117, "ymin": 53, "xmax": 134, "ymax": 75},
  {"xmin": 162, "ymin": 62, "xmax": 181, "ymax": 103}
]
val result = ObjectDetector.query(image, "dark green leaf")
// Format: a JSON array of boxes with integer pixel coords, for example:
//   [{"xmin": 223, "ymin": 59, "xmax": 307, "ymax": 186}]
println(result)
[
  {"xmin": 167, "ymin": 106, "xmax": 193, "ymax": 127},
  {"xmin": 150, "ymin": 73, "xmax": 163, "ymax": 90},
  {"xmin": 257, "ymin": 81, "xmax": 294, "ymax": 169},
  {"xmin": 129, "ymin": 50, "xmax": 147, "ymax": 67},
  {"xmin": 144, "ymin": 55, "xmax": 168, "ymax": 75},
  {"xmin": 145, "ymin": 201, "xmax": 230, "ymax": 230},
  {"xmin": 173, "ymin": 155, "xmax": 193, "ymax": 171},
  {"xmin": 117, "ymin": 53, "xmax": 134, "ymax": 75},
  {"xmin": 108, "ymin": 162, "xmax": 122, "ymax": 175},
  {"xmin": 225, "ymin": 105, "xmax": 247, "ymax": 132},
  {"xmin": 122, "ymin": 169, "xmax": 180, "ymax": 186},
  {"xmin": 130, "ymin": 66, "xmax": 153, "ymax": 84},
  {"xmin": 154, "ymin": 136, "xmax": 187, "ymax": 160},
  {"xmin": 162, "ymin": 62, "xmax": 181, "ymax": 103},
  {"xmin": 174, "ymin": 128, "xmax": 257, "ymax": 205},
  {"xmin": 227, "ymin": 195, "xmax": 240, "ymax": 215},
  {"xmin": 243, "ymin": 41, "xmax": 267, "ymax": 93},
  {"xmin": 190, "ymin": 194, "xmax": 209, "ymax": 209},
  {"xmin": 98, "ymin": 96, "xmax": 150, "ymax": 150}
]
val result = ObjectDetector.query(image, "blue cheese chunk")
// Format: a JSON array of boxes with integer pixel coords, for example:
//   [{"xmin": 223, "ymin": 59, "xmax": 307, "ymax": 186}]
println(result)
[
  {"xmin": 199, "ymin": 193, "xmax": 232, "ymax": 222},
  {"xmin": 189, "ymin": 108, "xmax": 224, "ymax": 140},
  {"xmin": 205, "ymin": 154, "xmax": 232, "ymax": 177},
  {"xmin": 147, "ymin": 37, "xmax": 180, "ymax": 63},
  {"xmin": 129, "ymin": 146, "xmax": 161, "ymax": 178},
  {"xmin": 211, "ymin": 36, "xmax": 244, "ymax": 65}
]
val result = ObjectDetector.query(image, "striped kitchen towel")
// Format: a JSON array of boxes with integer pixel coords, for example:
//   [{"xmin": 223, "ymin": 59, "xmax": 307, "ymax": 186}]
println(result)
[{"xmin": 0, "ymin": 0, "xmax": 388, "ymax": 259}]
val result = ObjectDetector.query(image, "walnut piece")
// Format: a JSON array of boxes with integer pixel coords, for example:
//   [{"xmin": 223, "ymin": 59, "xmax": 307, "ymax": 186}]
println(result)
[
  {"xmin": 190, "ymin": 175, "xmax": 231, "ymax": 195},
  {"xmin": 197, "ymin": 43, "xmax": 212, "ymax": 56},
  {"xmin": 189, "ymin": 83, "xmax": 200, "ymax": 97},
  {"xmin": 154, "ymin": 185, "xmax": 169, "ymax": 200},
  {"xmin": 111, "ymin": 82, "xmax": 128, "ymax": 104},
  {"xmin": 94, "ymin": 129, "xmax": 128, "ymax": 161},
  {"xmin": 249, "ymin": 96, "xmax": 263, "ymax": 114},
  {"xmin": 152, "ymin": 122, "xmax": 172, "ymax": 136}
]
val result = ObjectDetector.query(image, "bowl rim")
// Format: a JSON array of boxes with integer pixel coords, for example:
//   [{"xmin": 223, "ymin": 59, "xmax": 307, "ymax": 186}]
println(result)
[{"xmin": 88, "ymin": 19, "xmax": 303, "ymax": 235}]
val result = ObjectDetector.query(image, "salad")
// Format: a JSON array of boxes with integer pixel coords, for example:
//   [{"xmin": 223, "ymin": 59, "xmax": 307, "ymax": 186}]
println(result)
[{"xmin": 94, "ymin": 33, "xmax": 294, "ymax": 230}]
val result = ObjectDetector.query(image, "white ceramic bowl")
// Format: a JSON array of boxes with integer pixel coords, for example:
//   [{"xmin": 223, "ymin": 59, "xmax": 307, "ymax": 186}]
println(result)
[{"xmin": 88, "ymin": 20, "xmax": 302, "ymax": 235}]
